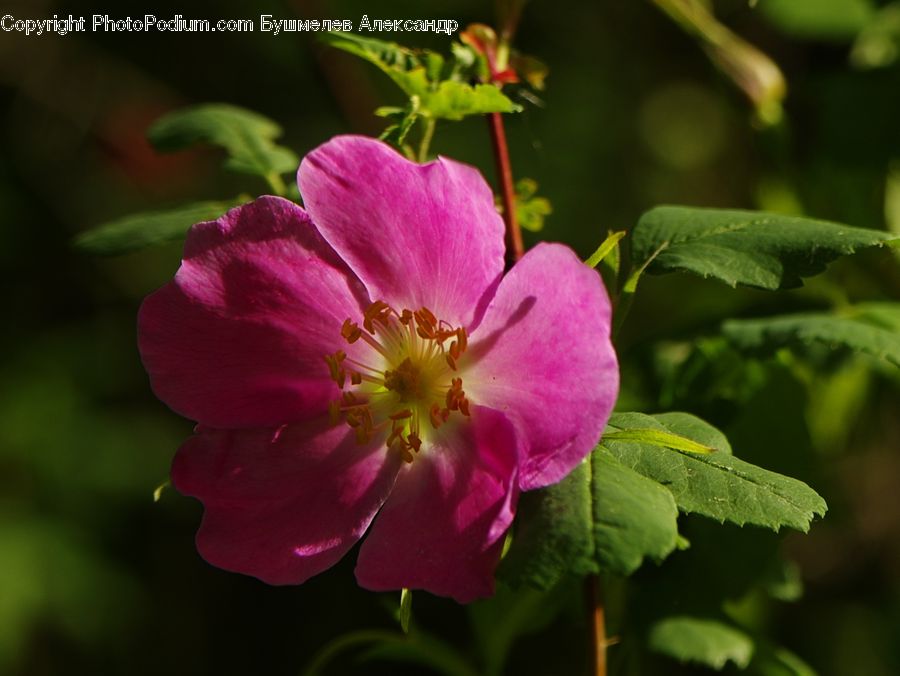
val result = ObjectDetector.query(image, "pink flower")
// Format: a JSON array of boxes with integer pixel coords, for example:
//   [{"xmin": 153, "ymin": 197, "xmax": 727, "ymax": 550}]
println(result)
[{"xmin": 138, "ymin": 135, "xmax": 618, "ymax": 602}]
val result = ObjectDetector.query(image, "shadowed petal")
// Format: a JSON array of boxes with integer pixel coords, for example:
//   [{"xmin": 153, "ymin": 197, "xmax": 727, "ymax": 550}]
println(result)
[
  {"xmin": 466, "ymin": 243, "xmax": 618, "ymax": 491},
  {"xmin": 355, "ymin": 407, "xmax": 518, "ymax": 603},
  {"xmin": 138, "ymin": 196, "xmax": 370, "ymax": 429},
  {"xmin": 298, "ymin": 135, "xmax": 505, "ymax": 328},
  {"xmin": 173, "ymin": 419, "xmax": 402, "ymax": 585}
]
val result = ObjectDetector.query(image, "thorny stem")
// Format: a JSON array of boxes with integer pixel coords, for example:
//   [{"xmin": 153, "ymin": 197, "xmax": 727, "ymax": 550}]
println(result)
[
  {"xmin": 587, "ymin": 575, "xmax": 607, "ymax": 676},
  {"xmin": 487, "ymin": 111, "xmax": 524, "ymax": 265}
]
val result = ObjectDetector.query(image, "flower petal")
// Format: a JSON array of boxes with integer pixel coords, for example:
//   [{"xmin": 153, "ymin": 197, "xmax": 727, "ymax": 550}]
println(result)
[
  {"xmin": 466, "ymin": 243, "xmax": 619, "ymax": 491},
  {"xmin": 138, "ymin": 196, "xmax": 370, "ymax": 429},
  {"xmin": 354, "ymin": 406, "xmax": 518, "ymax": 603},
  {"xmin": 172, "ymin": 419, "xmax": 402, "ymax": 585},
  {"xmin": 298, "ymin": 135, "xmax": 505, "ymax": 328}
]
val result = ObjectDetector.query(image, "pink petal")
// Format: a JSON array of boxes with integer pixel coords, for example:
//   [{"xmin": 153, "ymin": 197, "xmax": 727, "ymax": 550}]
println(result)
[
  {"xmin": 298, "ymin": 135, "xmax": 505, "ymax": 328},
  {"xmin": 172, "ymin": 419, "xmax": 401, "ymax": 585},
  {"xmin": 354, "ymin": 406, "xmax": 518, "ymax": 603},
  {"xmin": 138, "ymin": 196, "xmax": 370, "ymax": 429},
  {"xmin": 466, "ymin": 243, "xmax": 619, "ymax": 491}
]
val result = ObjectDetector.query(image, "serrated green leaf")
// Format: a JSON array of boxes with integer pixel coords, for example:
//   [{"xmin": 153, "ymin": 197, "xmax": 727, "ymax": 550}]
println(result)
[
  {"xmin": 498, "ymin": 447, "xmax": 680, "ymax": 587},
  {"xmin": 631, "ymin": 206, "xmax": 896, "ymax": 290},
  {"xmin": 648, "ymin": 616, "xmax": 754, "ymax": 670},
  {"xmin": 425, "ymin": 80, "xmax": 521, "ymax": 120},
  {"xmin": 74, "ymin": 199, "xmax": 243, "ymax": 255},
  {"xmin": 604, "ymin": 412, "xmax": 827, "ymax": 532},
  {"xmin": 321, "ymin": 32, "xmax": 520, "ymax": 120},
  {"xmin": 591, "ymin": 448, "xmax": 680, "ymax": 575},
  {"xmin": 497, "ymin": 462, "xmax": 595, "ymax": 589},
  {"xmin": 147, "ymin": 104, "xmax": 298, "ymax": 180},
  {"xmin": 723, "ymin": 307, "xmax": 900, "ymax": 367}
]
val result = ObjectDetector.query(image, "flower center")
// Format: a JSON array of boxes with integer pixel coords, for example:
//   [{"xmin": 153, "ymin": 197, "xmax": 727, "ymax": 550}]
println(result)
[{"xmin": 324, "ymin": 300, "xmax": 471, "ymax": 463}]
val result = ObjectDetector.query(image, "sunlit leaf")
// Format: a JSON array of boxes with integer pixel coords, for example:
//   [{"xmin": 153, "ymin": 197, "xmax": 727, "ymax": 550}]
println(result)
[
  {"xmin": 648, "ymin": 616, "xmax": 754, "ymax": 669},
  {"xmin": 631, "ymin": 206, "xmax": 896, "ymax": 290},
  {"xmin": 604, "ymin": 413, "xmax": 827, "ymax": 532},
  {"xmin": 508, "ymin": 178, "xmax": 552, "ymax": 232},
  {"xmin": 499, "ymin": 447, "xmax": 680, "ymax": 586},
  {"xmin": 321, "ymin": 32, "xmax": 520, "ymax": 120}
]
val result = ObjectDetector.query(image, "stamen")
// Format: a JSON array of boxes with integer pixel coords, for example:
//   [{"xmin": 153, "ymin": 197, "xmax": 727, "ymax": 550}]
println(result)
[
  {"xmin": 341, "ymin": 319, "xmax": 362, "ymax": 344},
  {"xmin": 326, "ymin": 300, "xmax": 474, "ymax": 462}
]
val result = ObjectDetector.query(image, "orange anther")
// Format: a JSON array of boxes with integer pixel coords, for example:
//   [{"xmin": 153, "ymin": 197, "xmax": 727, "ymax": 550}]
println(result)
[
  {"xmin": 446, "ymin": 354, "xmax": 457, "ymax": 371},
  {"xmin": 429, "ymin": 403, "xmax": 444, "ymax": 429},
  {"xmin": 389, "ymin": 409, "xmax": 413, "ymax": 420},
  {"xmin": 350, "ymin": 371, "xmax": 362, "ymax": 385},
  {"xmin": 457, "ymin": 328, "xmax": 467, "ymax": 353},
  {"xmin": 341, "ymin": 319, "xmax": 362, "ymax": 343},
  {"xmin": 407, "ymin": 433, "xmax": 422, "ymax": 453},
  {"xmin": 363, "ymin": 300, "xmax": 391, "ymax": 334}
]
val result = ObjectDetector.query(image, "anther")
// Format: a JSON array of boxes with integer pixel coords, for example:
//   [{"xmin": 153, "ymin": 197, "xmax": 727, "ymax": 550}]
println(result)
[{"xmin": 341, "ymin": 319, "xmax": 362, "ymax": 344}]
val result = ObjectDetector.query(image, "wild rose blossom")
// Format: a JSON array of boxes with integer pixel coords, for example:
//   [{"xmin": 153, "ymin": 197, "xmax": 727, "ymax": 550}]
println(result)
[{"xmin": 138, "ymin": 135, "xmax": 618, "ymax": 602}]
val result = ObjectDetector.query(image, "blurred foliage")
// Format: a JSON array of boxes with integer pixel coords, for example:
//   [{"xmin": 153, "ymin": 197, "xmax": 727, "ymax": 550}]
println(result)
[{"xmin": 2, "ymin": 0, "xmax": 900, "ymax": 675}]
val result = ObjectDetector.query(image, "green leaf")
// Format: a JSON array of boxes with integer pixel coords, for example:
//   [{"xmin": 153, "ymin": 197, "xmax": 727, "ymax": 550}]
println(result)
[
  {"xmin": 759, "ymin": 0, "xmax": 875, "ymax": 41},
  {"xmin": 497, "ymin": 461, "xmax": 595, "ymax": 589},
  {"xmin": 852, "ymin": 3, "xmax": 900, "ymax": 69},
  {"xmin": 631, "ymin": 206, "xmax": 896, "ymax": 290},
  {"xmin": 511, "ymin": 178, "xmax": 552, "ymax": 232},
  {"xmin": 723, "ymin": 306, "xmax": 900, "ymax": 367},
  {"xmin": 147, "ymin": 104, "xmax": 298, "ymax": 182},
  {"xmin": 74, "ymin": 199, "xmax": 243, "ymax": 255},
  {"xmin": 499, "ymin": 448, "xmax": 680, "ymax": 586},
  {"xmin": 321, "ymin": 32, "xmax": 520, "ymax": 120},
  {"xmin": 648, "ymin": 616, "xmax": 754, "ymax": 670},
  {"xmin": 590, "ymin": 448, "xmax": 680, "ymax": 575},
  {"xmin": 603, "ymin": 412, "xmax": 827, "ymax": 532},
  {"xmin": 424, "ymin": 80, "xmax": 521, "ymax": 120}
]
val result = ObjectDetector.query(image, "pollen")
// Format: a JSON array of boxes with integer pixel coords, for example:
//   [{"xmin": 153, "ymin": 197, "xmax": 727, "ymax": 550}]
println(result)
[{"xmin": 324, "ymin": 300, "xmax": 471, "ymax": 462}]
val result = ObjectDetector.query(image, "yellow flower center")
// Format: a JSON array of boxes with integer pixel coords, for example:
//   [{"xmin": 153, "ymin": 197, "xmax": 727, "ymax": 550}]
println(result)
[{"xmin": 324, "ymin": 301, "xmax": 471, "ymax": 463}]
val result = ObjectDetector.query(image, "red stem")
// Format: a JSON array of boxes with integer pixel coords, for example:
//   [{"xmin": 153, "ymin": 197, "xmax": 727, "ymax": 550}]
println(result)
[
  {"xmin": 487, "ymin": 111, "xmax": 524, "ymax": 265},
  {"xmin": 587, "ymin": 575, "xmax": 607, "ymax": 676}
]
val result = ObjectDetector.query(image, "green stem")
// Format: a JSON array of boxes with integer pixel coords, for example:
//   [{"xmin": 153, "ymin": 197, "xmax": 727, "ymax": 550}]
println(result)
[
  {"xmin": 302, "ymin": 631, "xmax": 402, "ymax": 676},
  {"xmin": 418, "ymin": 117, "xmax": 436, "ymax": 163},
  {"xmin": 612, "ymin": 242, "xmax": 668, "ymax": 340},
  {"xmin": 585, "ymin": 231, "xmax": 626, "ymax": 269}
]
